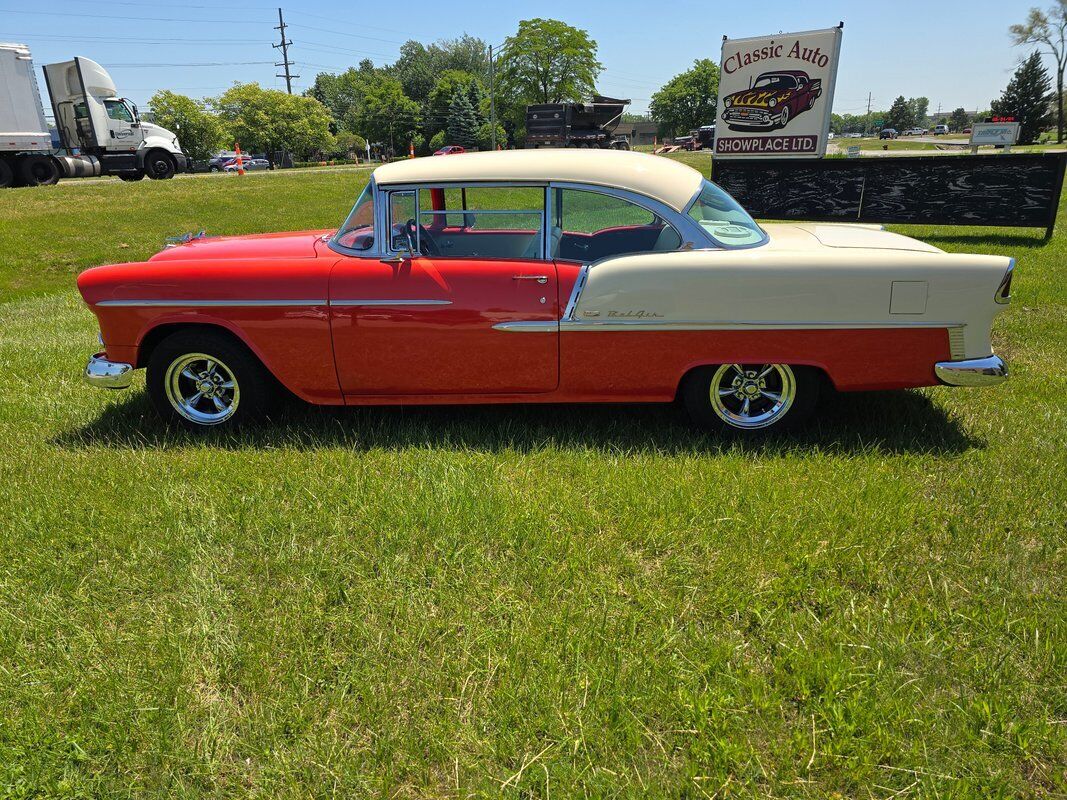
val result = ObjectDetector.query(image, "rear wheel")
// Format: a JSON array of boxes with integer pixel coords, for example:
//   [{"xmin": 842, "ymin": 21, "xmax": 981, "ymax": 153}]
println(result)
[
  {"xmin": 18, "ymin": 155, "xmax": 60, "ymax": 186},
  {"xmin": 147, "ymin": 331, "xmax": 272, "ymax": 430},
  {"xmin": 144, "ymin": 150, "xmax": 175, "ymax": 180},
  {"xmin": 682, "ymin": 363, "xmax": 820, "ymax": 434}
]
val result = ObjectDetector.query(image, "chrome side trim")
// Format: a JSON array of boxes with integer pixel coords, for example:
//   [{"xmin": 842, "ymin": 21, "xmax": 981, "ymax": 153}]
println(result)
[
  {"xmin": 96, "ymin": 299, "xmax": 326, "ymax": 307},
  {"xmin": 84, "ymin": 352, "xmax": 134, "ymax": 390},
  {"xmin": 562, "ymin": 265, "xmax": 589, "ymax": 320},
  {"xmin": 559, "ymin": 319, "xmax": 967, "ymax": 332},
  {"xmin": 492, "ymin": 320, "xmax": 558, "ymax": 332},
  {"xmin": 934, "ymin": 355, "xmax": 1008, "ymax": 387},
  {"xmin": 330, "ymin": 299, "xmax": 452, "ymax": 307},
  {"xmin": 995, "ymin": 258, "xmax": 1015, "ymax": 305}
]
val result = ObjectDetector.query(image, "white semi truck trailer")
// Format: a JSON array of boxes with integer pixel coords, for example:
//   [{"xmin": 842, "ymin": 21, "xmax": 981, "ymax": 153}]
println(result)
[{"xmin": 1, "ymin": 42, "xmax": 187, "ymax": 188}]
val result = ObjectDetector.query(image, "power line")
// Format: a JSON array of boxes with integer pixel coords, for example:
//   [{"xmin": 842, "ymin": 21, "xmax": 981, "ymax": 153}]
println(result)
[
  {"xmin": 273, "ymin": 6, "xmax": 297, "ymax": 94},
  {"xmin": 0, "ymin": 7, "xmax": 273, "ymax": 23}
]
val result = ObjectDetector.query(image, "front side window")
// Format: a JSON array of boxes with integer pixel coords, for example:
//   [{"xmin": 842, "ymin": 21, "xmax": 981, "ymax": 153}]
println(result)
[
  {"xmin": 104, "ymin": 100, "xmax": 134, "ymax": 123},
  {"xmin": 552, "ymin": 188, "xmax": 682, "ymax": 262},
  {"xmin": 408, "ymin": 185, "xmax": 545, "ymax": 260},
  {"xmin": 333, "ymin": 182, "xmax": 376, "ymax": 251},
  {"xmin": 686, "ymin": 180, "xmax": 766, "ymax": 248},
  {"xmin": 753, "ymin": 74, "xmax": 797, "ymax": 91}
]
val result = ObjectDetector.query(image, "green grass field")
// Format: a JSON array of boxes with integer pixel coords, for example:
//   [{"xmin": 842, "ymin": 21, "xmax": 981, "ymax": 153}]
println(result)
[{"xmin": 0, "ymin": 165, "xmax": 1064, "ymax": 798}]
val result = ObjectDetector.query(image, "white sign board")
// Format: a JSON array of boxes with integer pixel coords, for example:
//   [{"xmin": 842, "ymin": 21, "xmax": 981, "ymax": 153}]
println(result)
[
  {"xmin": 970, "ymin": 122, "xmax": 1020, "ymax": 146},
  {"xmin": 847, "ymin": 145, "xmax": 860, "ymax": 158},
  {"xmin": 715, "ymin": 26, "xmax": 843, "ymax": 159}
]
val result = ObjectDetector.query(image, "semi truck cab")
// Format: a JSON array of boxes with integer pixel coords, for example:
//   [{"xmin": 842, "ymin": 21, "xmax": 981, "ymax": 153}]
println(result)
[{"xmin": 43, "ymin": 57, "xmax": 187, "ymax": 180}]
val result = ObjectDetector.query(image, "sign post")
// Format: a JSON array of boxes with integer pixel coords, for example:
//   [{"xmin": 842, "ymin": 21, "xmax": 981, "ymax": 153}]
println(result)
[{"xmin": 714, "ymin": 25, "xmax": 843, "ymax": 159}]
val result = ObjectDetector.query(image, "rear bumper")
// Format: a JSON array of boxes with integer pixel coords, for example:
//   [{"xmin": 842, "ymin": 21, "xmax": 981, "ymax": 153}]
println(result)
[
  {"xmin": 174, "ymin": 153, "xmax": 190, "ymax": 172},
  {"xmin": 84, "ymin": 352, "xmax": 134, "ymax": 389},
  {"xmin": 934, "ymin": 355, "xmax": 1008, "ymax": 387}
]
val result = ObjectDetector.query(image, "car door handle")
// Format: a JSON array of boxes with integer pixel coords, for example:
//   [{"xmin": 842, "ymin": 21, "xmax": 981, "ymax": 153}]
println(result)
[{"xmin": 513, "ymin": 275, "xmax": 548, "ymax": 284}]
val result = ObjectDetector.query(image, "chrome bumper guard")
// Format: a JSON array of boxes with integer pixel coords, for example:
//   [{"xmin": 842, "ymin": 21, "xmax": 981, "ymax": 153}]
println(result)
[
  {"xmin": 934, "ymin": 355, "xmax": 1008, "ymax": 387},
  {"xmin": 84, "ymin": 352, "xmax": 134, "ymax": 390}
]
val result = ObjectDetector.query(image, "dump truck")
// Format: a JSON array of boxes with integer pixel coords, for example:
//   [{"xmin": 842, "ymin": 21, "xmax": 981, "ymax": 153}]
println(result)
[
  {"xmin": 525, "ymin": 96, "xmax": 631, "ymax": 149},
  {"xmin": 1, "ymin": 42, "xmax": 187, "ymax": 187}
]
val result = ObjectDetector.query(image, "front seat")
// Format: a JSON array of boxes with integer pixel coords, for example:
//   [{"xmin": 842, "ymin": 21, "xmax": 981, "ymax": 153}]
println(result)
[{"xmin": 651, "ymin": 224, "xmax": 682, "ymax": 251}]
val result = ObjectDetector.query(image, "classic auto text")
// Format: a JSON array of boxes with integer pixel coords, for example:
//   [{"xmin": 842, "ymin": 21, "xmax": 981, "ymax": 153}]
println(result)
[{"xmin": 722, "ymin": 39, "xmax": 831, "ymax": 75}]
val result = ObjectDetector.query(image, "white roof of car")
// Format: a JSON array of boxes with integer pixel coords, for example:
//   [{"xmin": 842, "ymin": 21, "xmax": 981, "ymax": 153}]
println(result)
[{"xmin": 372, "ymin": 149, "xmax": 705, "ymax": 212}]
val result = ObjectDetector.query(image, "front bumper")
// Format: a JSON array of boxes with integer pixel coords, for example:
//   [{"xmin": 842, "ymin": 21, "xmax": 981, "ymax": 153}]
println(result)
[
  {"xmin": 84, "ymin": 352, "xmax": 134, "ymax": 389},
  {"xmin": 934, "ymin": 355, "xmax": 1008, "ymax": 387},
  {"xmin": 174, "ymin": 152, "xmax": 190, "ymax": 173},
  {"xmin": 722, "ymin": 108, "xmax": 778, "ymax": 128}
]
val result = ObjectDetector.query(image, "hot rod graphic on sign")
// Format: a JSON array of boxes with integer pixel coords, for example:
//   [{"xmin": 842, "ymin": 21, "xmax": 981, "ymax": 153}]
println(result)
[
  {"xmin": 715, "ymin": 26, "xmax": 843, "ymax": 158},
  {"xmin": 722, "ymin": 70, "xmax": 823, "ymax": 130}
]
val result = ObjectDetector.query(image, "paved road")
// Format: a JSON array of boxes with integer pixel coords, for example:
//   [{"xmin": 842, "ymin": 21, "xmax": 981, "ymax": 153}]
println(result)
[{"xmin": 53, "ymin": 163, "xmax": 375, "ymax": 187}]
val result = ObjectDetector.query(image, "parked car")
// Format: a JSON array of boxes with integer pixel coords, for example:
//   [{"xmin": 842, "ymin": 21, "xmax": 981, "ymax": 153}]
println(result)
[
  {"xmin": 933, "ymin": 124, "xmax": 950, "ymax": 135},
  {"xmin": 879, "ymin": 128, "xmax": 898, "ymax": 139},
  {"xmin": 963, "ymin": 127, "xmax": 972, "ymax": 134},
  {"xmin": 223, "ymin": 157, "xmax": 270, "ymax": 172},
  {"xmin": 433, "ymin": 145, "xmax": 466, "ymax": 156},
  {"xmin": 79, "ymin": 150, "xmax": 1013, "ymax": 433},
  {"xmin": 721, "ymin": 70, "xmax": 822, "ymax": 130}
]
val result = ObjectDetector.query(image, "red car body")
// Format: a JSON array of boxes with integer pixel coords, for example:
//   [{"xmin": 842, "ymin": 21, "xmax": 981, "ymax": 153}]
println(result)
[{"xmin": 433, "ymin": 145, "xmax": 466, "ymax": 156}]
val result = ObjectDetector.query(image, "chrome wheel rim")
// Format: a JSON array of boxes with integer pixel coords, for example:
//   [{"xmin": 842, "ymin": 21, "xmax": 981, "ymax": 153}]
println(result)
[
  {"xmin": 164, "ymin": 353, "xmax": 239, "ymax": 425},
  {"xmin": 710, "ymin": 363, "xmax": 796, "ymax": 430}
]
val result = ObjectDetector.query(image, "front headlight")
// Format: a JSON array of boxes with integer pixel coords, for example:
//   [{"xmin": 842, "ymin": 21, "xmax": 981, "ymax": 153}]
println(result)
[
  {"xmin": 768, "ymin": 98, "xmax": 777, "ymax": 108},
  {"xmin": 724, "ymin": 98, "xmax": 732, "ymax": 108}
]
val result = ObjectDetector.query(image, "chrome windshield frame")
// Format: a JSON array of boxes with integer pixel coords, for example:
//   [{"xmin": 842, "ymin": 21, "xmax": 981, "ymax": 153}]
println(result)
[{"xmin": 327, "ymin": 176, "xmax": 382, "ymax": 259}]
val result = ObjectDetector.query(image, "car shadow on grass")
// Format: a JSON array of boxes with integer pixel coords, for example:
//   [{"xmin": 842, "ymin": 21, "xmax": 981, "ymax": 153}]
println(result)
[{"xmin": 54, "ymin": 388, "xmax": 983, "ymax": 457}]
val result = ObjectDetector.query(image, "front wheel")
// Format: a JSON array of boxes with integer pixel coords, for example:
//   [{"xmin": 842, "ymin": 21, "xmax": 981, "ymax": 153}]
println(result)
[
  {"xmin": 144, "ymin": 150, "xmax": 176, "ymax": 180},
  {"xmin": 147, "ymin": 331, "xmax": 273, "ymax": 429},
  {"xmin": 682, "ymin": 363, "xmax": 820, "ymax": 434}
]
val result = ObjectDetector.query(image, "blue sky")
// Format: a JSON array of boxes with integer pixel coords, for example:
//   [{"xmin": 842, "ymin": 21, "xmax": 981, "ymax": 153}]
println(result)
[{"xmin": 0, "ymin": 0, "xmax": 1046, "ymax": 117}]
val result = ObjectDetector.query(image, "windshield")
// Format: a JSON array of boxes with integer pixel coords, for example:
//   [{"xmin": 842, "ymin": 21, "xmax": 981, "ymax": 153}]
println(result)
[
  {"xmin": 333, "ymin": 182, "xmax": 375, "ymax": 251},
  {"xmin": 687, "ymin": 180, "xmax": 766, "ymax": 248},
  {"xmin": 753, "ymin": 75, "xmax": 797, "ymax": 91}
]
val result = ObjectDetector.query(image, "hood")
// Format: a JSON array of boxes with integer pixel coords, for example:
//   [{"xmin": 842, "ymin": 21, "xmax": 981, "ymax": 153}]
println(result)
[
  {"xmin": 762, "ymin": 223, "xmax": 943, "ymax": 254},
  {"xmin": 140, "ymin": 121, "xmax": 179, "ymax": 142},
  {"xmin": 149, "ymin": 230, "xmax": 334, "ymax": 262},
  {"xmin": 726, "ymin": 88, "xmax": 792, "ymax": 108}
]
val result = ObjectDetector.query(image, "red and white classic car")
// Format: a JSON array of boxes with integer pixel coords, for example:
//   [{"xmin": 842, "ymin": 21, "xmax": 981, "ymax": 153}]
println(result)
[{"xmin": 79, "ymin": 150, "xmax": 1012, "ymax": 433}]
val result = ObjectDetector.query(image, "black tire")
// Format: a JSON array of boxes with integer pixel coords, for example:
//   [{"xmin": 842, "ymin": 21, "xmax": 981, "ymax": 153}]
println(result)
[
  {"xmin": 147, "ymin": 330, "xmax": 273, "ymax": 430},
  {"xmin": 209, "ymin": 165, "xmax": 220, "ymax": 172},
  {"xmin": 777, "ymin": 106, "xmax": 790, "ymax": 129},
  {"xmin": 143, "ymin": 150, "xmax": 175, "ymax": 180},
  {"xmin": 0, "ymin": 158, "xmax": 13, "ymax": 189},
  {"xmin": 120, "ymin": 171, "xmax": 145, "ymax": 182},
  {"xmin": 18, "ymin": 155, "xmax": 60, "ymax": 186},
  {"xmin": 682, "ymin": 363, "xmax": 821, "ymax": 435}
]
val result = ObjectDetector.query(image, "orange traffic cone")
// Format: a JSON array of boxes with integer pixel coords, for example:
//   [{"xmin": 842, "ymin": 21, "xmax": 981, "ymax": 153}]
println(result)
[
  {"xmin": 235, "ymin": 143, "xmax": 245, "ymax": 176},
  {"xmin": 409, "ymin": 141, "xmax": 415, "ymax": 159}
]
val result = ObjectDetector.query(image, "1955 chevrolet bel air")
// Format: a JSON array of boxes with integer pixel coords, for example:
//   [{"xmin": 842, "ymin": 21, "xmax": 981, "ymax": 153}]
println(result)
[{"xmin": 79, "ymin": 149, "xmax": 1012, "ymax": 433}]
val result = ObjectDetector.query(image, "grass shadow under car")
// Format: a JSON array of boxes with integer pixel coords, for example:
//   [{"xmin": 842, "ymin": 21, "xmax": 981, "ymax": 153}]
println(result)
[{"xmin": 53, "ymin": 387, "xmax": 983, "ymax": 457}]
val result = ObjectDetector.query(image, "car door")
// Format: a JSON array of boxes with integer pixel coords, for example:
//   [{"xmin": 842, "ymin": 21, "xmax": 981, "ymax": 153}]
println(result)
[
  {"xmin": 102, "ymin": 99, "xmax": 144, "ymax": 152},
  {"xmin": 329, "ymin": 184, "xmax": 559, "ymax": 397}
]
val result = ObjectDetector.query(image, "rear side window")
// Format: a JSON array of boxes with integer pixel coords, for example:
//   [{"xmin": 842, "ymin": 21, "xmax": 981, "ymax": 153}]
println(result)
[{"xmin": 552, "ymin": 188, "xmax": 682, "ymax": 262}]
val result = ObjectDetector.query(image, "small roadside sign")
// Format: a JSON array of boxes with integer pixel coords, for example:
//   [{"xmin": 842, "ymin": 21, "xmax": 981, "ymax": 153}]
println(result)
[{"xmin": 847, "ymin": 145, "xmax": 860, "ymax": 158}]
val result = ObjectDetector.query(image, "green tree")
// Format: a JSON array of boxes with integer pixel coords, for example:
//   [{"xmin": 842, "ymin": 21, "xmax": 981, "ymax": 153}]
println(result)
[
  {"xmin": 392, "ymin": 35, "xmax": 489, "ymax": 104},
  {"xmin": 425, "ymin": 70, "xmax": 484, "ymax": 138},
  {"xmin": 147, "ymin": 90, "xmax": 225, "ymax": 161},
  {"xmin": 908, "ymin": 97, "xmax": 930, "ymax": 126},
  {"xmin": 649, "ymin": 58, "xmax": 720, "ymax": 137},
  {"xmin": 332, "ymin": 130, "xmax": 367, "ymax": 157},
  {"xmin": 949, "ymin": 107, "xmax": 970, "ymax": 132},
  {"xmin": 307, "ymin": 60, "xmax": 380, "ymax": 132},
  {"xmin": 446, "ymin": 87, "xmax": 480, "ymax": 148},
  {"xmin": 213, "ymin": 83, "xmax": 333, "ymax": 159},
  {"xmin": 477, "ymin": 121, "xmax": 506, "ymax": 151},
  {"xmin": 883, "ymin": 95, "xmax": 916, "ymax": 131},
  {"xmin": 351, "ymin": 75, "xmax": 421, "ymax": 155},
  {"xmin": 498, "ymin": 18, "xmax": 601, "ymax": 104},
  {"xmin": 992, "ymin": 51, "xmax": 1053, "ymax": 144},
  {"xmin": 1010, "ymin": 3, "xmax": 1067, "ymax": 142}
]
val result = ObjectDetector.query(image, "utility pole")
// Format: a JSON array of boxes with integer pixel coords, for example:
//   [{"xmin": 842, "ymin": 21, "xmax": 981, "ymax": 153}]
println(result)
[
  {"xmin": 865, "ymin": 91, "xmax": 872, "ymax": 135},
  {"xmin": 489, "ymin": 44, "xmax": 497, "ymax": 150},
  {"xmin": 273, "ymin": 7, "xmax": 298, "ymax": 94}
]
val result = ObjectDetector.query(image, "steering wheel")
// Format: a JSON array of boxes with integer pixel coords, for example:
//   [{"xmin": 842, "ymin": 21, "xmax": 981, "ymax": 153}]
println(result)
[{"xmin": 405, "ymin": 218, "xmax": 441, "ymax": 256}]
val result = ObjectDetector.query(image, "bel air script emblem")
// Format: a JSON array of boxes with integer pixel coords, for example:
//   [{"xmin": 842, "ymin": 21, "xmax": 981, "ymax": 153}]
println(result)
[{"xmin": 606, "ymin": 309, "xmax": 664, "ymax": 319}]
